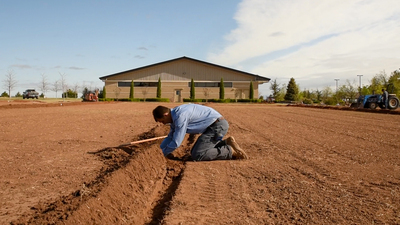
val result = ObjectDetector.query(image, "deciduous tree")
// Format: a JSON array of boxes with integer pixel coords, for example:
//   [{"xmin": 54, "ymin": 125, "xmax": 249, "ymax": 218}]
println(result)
[
  {"xmin": 141, "ymin": 88, "xmax": 149, "ymax": 101},
  {"xmin": 59, "ymin": 72, "xmax": 68, "ymax": 100},
  {"xmin": 2, "ymin": 70, "xmax": 17, "ymax": 98},
  {"xmin": 203, "ymin": 88, "xmax": 211, "ymax": 102},
  {"xmin": 72, "ymin": 82, "xmax": 80, "ymax": 98},
  {"xmin": 39, "ymin": 73, "xmax": 50, "ymax": 97},
  {"xmin": 52, "ymin": 80, "xmax": 61, "ymax": 98},
  {"xmin": 388, "ymin": 70, "xmax": 400, "ymax": 96}
]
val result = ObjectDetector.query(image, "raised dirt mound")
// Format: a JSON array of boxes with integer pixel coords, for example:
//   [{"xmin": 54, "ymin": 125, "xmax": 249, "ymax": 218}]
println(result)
[{"xmin": 11, "ymin": 125, "xmax": 194, "ymax": 224}]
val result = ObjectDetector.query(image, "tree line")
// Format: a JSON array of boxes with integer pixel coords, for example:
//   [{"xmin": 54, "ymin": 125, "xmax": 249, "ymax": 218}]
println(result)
[
  {"xmin": 269, "ymin": 69, "xmax": 400, "ymax": 105},
  {"xmin": 1, "ymin": 70, "xmax": 98, "ymax": 99}
]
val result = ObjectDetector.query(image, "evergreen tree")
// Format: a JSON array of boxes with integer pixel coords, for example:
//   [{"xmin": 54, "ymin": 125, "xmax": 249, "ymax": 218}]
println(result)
[
  {"xmin": 62, "ymin": 89, "xmax": 78, "ymax": 98},
  {"xmin": 219, "ymin": 78, "xmax": 225, "ymax": 99},
  {"xmin": 249, "ymin": 81, "xmax": 254, "ymax": 99},
  {"xmin": 284, "ymin": 77, "xmax": 298, "ymax": 101},
  {"xmin": 103, "ymin": 85, "xmax": 107, "ymax": 99},
  {"xmin": 129, "ymin": 80, "xmax": 134, "ymax": 99},
  {"xmin": 269, "ymin": 78, "xmax": 281, "ymax": 99},
  {"xmin": 190, "ymin": 78, "xmax": 195, "ymax": 100},
  {"xmin": 1, "ymin": 91, "xmax": 9, "ymax": 97},
  {"xmin": 157, "ymin": 77, "xmax": 161, "ymax": 98},
  {"xmin": 81, "ymin": 87, "xmax": 88, "ymax": 99},
  {"xmin": 316, "ymin": 89, "xmax": 322, "ymax": 102}
]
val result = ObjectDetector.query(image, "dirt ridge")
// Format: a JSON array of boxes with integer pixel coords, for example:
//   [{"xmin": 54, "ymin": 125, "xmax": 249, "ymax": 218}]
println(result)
[{"xmin": 10, "ymin": 126, "xmax": 190, "ymax": 225}]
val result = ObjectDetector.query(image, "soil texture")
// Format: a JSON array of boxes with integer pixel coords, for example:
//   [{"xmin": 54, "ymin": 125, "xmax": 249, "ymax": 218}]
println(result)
[{"xmin": 1, "ymin": 101, "xmax": 399, "ymax": 224}]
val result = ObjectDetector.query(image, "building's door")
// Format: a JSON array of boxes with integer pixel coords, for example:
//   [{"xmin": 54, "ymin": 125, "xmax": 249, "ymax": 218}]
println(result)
[{"xmin": 174, "ymin": 89, "xmax": 182, "ymax": 102}]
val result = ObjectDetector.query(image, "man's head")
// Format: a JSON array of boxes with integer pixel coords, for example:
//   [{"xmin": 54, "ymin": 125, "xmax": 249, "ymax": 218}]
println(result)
[{"xmin": 153, "ymin": 105, "xmax": 172, "ymax": 124}]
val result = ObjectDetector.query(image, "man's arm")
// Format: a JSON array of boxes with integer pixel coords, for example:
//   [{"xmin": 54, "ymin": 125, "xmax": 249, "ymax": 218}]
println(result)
[
  {"xmin": 160, "ymin": 129, "xmax": 175, "ymax": 156},
  {"xmin": 160, "ymin": 117, "xmax": 188, "ymax": 156}
]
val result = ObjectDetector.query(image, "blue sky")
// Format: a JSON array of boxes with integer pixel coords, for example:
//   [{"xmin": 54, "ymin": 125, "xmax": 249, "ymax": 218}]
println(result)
[{"xmin": 1, "ymin": 0, "xmax": 400, "ymax": 97}]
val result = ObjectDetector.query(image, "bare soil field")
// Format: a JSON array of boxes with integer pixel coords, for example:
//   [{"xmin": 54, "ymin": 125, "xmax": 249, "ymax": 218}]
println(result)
[{"xmin": 1, "ymin": 101, "xmax": 399, "ymax": 224}]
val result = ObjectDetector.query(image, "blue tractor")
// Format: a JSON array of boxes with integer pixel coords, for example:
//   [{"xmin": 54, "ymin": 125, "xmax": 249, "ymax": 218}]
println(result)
[{"xmin": 351, "ymin": 84, "xmax": 399, "ymax": 110}]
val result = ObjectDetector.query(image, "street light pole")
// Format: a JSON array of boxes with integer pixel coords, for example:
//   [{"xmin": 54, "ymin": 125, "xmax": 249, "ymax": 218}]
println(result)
[
  {"xmin": 357, "ymin": 75, "xmax": 363, "ymax": 94},
  {"xmin": 334, "ymin": 79, "xmax": 340, "ymax": 105},
  {"xmin": 334, "ymin": 79, "xmax": 340, "ymax": 92}
]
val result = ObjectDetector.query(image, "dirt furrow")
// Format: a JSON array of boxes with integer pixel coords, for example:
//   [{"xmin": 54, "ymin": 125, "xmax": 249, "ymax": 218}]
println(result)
[{"xmin": 10, "ymin": 126, "xmax": 189, "ymax": 225}]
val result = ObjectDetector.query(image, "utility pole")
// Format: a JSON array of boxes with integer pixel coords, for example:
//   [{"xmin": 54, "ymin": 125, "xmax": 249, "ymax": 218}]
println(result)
[
  {"xmin": 334, "ymin": 79, "xmax": 340, "ymax": 105},
  {"xmin": 334, "ymin": 79, "xmax": 340, "ymax": 92},
  {"xmin": 357, "ymin": 75, "xmax": 363, "ymax": 94}
]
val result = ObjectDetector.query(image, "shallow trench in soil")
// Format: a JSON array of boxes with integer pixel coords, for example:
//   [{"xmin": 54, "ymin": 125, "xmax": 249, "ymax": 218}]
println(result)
[{"xmin": 11, "ymin": 125, "xmax": 194, "ymax": 225}]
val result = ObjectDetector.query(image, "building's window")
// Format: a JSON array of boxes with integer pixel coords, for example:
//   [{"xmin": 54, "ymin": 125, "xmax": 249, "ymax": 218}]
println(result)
[
  {"xmin": 118, "ymin": 82, "xmax": 131, "ymax": 87},
  {"xmin": 187, "ymin": 82, "xmax": 233, "ymax": 88},
  {"xmin": 134, "ymin": 82, "xmax": 158, "ymax": 87},
  {"xmin": 221, "ymin": 82, "xmax": 233, "ymax": 87},
  {"xmin": 118, "ymin": 82, "xmax": 158, "ymax": 87}
]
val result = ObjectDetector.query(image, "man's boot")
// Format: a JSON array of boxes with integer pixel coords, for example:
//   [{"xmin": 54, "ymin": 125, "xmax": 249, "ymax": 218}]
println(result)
[{"xmin": 226, "ymin": 136, "xmax": 248, "ymax": 159}]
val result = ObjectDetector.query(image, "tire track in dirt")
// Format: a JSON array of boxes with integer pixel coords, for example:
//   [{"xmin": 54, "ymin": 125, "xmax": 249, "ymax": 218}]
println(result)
[
  {"xmin": 191, "ymin": 165, "xmax": 226, "ymax": 224},
  {"xmin": 238, "ymin": 144, "xmax": 390, "ymax": 223},
  {"xmin": 273, "ymin": 111, "xmax": 400, "ymax": 199},
  {"xmin": 162, "ymin": 161, "xmax": 267, "ymax": 224},
  {"xmin": 10, "ymin": 125, "xmax": 193, "ymax": 225},
  {"xmin": 271, "ymin": 109, "xmax": 400, "ymax": 168},
  {"xmin": 145, "ymin": 133, "xmax": 196, "ymax": 225},
  {"xmin": 276, "ymin": 108, "xmax": 400, "ymax": 148},
  {"xmin": 243, "ymin": 107, "xmax": 399, "ymax": 166},
  {"xmin": 220, "ymin": 105, "xmax": 400, "ymax": 224},
  {"xmin": 280, "ymin": 109, "xmax": 397, "ymax": 174}
]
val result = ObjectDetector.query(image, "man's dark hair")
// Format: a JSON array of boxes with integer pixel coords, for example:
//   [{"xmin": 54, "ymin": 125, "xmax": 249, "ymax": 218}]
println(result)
[{"xmin": 153, "ymin": 105, "xmax": 170, "ymax": 121}]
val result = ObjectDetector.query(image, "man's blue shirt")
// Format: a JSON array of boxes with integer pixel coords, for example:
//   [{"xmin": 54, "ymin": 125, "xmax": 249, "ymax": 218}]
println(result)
[{"xmin": 160, "ymin": 104, "xmax": 222, "ymax": 156}]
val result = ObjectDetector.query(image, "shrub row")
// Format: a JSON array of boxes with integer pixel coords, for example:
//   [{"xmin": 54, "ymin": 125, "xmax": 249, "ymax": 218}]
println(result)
[
  {"xmin": 98, "ymin": 98, "xmax": 262, "ymax": 103},
  {"xmin": 183, "ymin": 98, "xmax": 262, "ymax": 103}
]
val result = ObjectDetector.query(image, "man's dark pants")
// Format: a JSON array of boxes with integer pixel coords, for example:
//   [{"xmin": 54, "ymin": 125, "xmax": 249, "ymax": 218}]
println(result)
[{"xmin": 191, "ymin": 119, "xmax": 232, "ymax": 161}]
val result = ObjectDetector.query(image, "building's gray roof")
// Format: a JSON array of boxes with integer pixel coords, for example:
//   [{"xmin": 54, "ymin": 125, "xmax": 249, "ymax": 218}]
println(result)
[{"xmin": 99, "ymin": 56, "xmax": 270, "ymax": 82}]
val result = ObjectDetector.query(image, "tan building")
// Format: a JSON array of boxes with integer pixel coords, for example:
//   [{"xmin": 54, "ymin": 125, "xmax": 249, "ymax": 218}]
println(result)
[{"xmin": 99, "ymin": 56, "xmax": 270, "ymax": 102}]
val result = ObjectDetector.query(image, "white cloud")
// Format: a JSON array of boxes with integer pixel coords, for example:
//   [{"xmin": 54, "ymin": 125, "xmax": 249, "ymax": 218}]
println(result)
[
  {"xmin": 208, "ymin": 0, "xmax": 400, "ymax": 95},
  {"xmin": 11, "ymin": 64, "xmax": 32, "ymax": 69},
  {"xmin": 69, "ymin": 66, "xmax": 86, "ymax": 70}
]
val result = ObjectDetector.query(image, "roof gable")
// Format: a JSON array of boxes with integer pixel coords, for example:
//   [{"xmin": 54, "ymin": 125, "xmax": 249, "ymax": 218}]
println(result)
[{"xmin": 99, "ymin": 56, "xmax": 270, "ymax": 82}]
